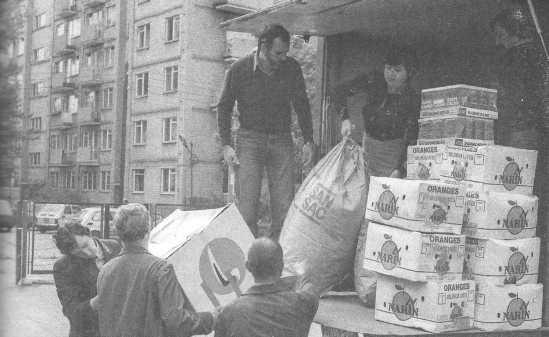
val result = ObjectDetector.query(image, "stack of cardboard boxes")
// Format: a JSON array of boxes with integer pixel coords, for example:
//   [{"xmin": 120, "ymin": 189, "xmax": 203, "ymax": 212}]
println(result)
[{"xmin": 362, "ymin": 85, "xmax": 543, "ymax": 332}]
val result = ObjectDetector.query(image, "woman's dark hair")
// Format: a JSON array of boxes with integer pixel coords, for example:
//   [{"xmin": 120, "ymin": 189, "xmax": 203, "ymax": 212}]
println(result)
[
  {"xmin": 384, "ymin": 47, "xmax": 418, "ymax": 76},
  {"xmin": 490, "ymin": 8, "xmax": 535, "ymax": 40},
  {"xmin": 257, "ymin": 24, "xmax": 290, "ymax": 52},
  {"xmin": 53, "ymin": 221, "xmax": 90, "ymax": 255}
]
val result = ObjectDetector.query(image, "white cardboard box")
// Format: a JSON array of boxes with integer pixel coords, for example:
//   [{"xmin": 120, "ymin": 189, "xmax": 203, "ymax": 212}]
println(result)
[
  {"xmin": 407, "ymin": 144, "xmax": 446, "ymax": 180},
  {"xmin": 463, "ymin": 183, "xmax": 538, "ymax": 239},
  {"xmin": 420, "ymin": 106, "xmax": 498, "ymax": 120},
  {"xmin": 417, "ymin": 137, "xmax": 494, "ymax": 147},
  {"xmin": 375, "ymin": 275, "xmax": 475, "ymax": 333},
  {"xmin": 148, "ymin": 204, "xmax": 255, "ymax": 312},
  {"xmin": 420, "ymin": 84, "xmax": 498, "ymax": 115},
  {"xmin": 474, "ymin": 283, "xmax": 543, "ymax": 331},
  {"xmin": 366, "ymin": 177, "xmax": 465, "ymax": 234},
  {"xmin": 363, "ymin": 222, "xmax": 465, "ymax": 282},
  {"xmin": 439, "ymin": 145, "xmax": 537, "ymax": 195},
  {"xmin": 464, "ymin": 236, "xmax": 540, "ymax": 286}
]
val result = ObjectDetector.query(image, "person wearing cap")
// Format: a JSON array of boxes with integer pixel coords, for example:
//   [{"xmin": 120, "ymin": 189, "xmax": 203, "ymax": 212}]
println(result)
[
  {"xmin": 490, "ymin": 7, "xmax": 546, "ymax": 151},
  {"xmin": 91, "ymin": 203, "xmax": 216, "ymax": 337},
  {"xmin": 214, "ymin": 237, "xmax": 319, "ymax": 337},
  {"xmin": 337, "ymin": 47, "xmax": 420, "ymax": 178},
  {"xmin": 217, "ymin": 24, "xmax": 315, "ymax": 240},
  {"xmin": 53, "ymin": 221, "xmax": 121, "ymax": 337}
]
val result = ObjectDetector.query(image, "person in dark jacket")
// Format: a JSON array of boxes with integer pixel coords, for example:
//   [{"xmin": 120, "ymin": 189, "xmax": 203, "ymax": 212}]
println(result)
[
  {"xmin": 53, "ymin": 221, "xmax": 121, "ymax": 337},
  {"xmin": 91, "ymin": 203, "xmax": 216, "ymax": 337},
  {"xmin": 214, "ymin": 238, "xmax": 319, "ymax": 337},
  {"xmin": 491, "ymin": 7, "xmax": 546, "ymax": 151}
]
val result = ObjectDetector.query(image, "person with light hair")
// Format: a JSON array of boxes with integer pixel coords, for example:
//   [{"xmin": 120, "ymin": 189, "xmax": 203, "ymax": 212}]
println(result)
[{"xmin": 91, "ymin": 203, "xmax": 216, "ymax": 337}]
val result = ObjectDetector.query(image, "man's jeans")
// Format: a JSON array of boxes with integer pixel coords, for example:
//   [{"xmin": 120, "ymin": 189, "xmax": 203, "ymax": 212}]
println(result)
[{"xmin": 235, "ymin": 129, "xmax": 295, "ymax": 240}]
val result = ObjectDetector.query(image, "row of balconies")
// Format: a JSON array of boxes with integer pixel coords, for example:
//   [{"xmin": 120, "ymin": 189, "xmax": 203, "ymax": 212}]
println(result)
[
  {"xmin": 52, "ymin": 66, "xmax": 111, "ymax": 94},
  {"xmin": 54, "ymin": 23, "xmax": 116, "ymax": 58},
  {"xmin": 55, "ymin": 0, "xmax": 108, "ymax": 20},
  {"xmin": 49, "ymin": 147, "xmax": 99, "ymax": 166}
]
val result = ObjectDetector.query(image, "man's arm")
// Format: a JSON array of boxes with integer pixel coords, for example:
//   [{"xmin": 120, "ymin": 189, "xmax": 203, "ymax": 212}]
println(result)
[
  {"xmin": 217, "ymin": 67, "xmax": 236, "ymax": 146},
  {"xmin": 155, "ymin": 262, "xmax": 215, "ymax": 337},
  {"xmin": 53, "ymin": 262, "xmax": 95, "ymax": 330},
  {"xmin": 291, "ymin": 60, "xmax": 313, "ymax": 144}
]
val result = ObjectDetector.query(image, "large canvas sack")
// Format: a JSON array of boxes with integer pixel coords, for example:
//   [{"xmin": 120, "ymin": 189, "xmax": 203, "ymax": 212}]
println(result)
[{"xmin": 280, "ymin": 138, "xmax": 367, "ymax": 295}]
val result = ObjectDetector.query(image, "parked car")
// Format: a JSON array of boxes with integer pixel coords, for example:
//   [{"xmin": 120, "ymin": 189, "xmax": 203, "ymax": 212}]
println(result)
[
  {"xmin": 76, "ymin": 207, "xmax": 119, "ymax": 237},
  {"xmin": 35, "ymin": 204, "xmax": 82, "ymax": 233},
  {"xmin": 0, "ymin": 200, "xmax": 15, "ymax": 232}
]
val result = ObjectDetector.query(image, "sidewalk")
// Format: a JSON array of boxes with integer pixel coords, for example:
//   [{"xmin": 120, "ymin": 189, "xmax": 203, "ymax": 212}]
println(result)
[{"xmin": 0, "ymin": 231, "xmax": 68, "ymax": 337}]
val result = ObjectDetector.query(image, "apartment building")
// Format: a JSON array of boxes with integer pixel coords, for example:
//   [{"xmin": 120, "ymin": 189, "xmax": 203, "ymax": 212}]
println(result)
[
  {"xmin": 124, "ymin": 0, "xmax": 269, "ymax": 205},
  {"xmin": 12, "ymin": 0, "xmax": 128, "ymax": 203}
]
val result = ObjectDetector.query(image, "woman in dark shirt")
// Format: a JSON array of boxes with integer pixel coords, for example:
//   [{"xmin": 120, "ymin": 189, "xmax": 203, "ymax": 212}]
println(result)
[{"xmin": 338, "ymin": 48, "xmax": 420, "ymax": 177}]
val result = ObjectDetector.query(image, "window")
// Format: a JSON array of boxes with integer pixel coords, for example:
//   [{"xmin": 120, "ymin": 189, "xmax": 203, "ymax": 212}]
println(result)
[
  {"xmin": 50, "ymin": 134, "xmax": 60, "ymax": 149},
  {"xmin": 30, "ymin": 152, "xmax": 40, "ymax": 166},
  {"xmin": 32, "ymin": 81, "xmax": 46, "ymax": 97},
  {"xmin": 56, "ymin": 23, "xmax": 65, "ymax": 36},
  {"xmin": 101, "ymin": 129, "xmax": 112, "ymax": 150},
  {"xmin": 70, "ymin": 133, "xmax": 78, "ymax": 151},
  {"xmin": 30, "ymin": 117, "xmax": 42, "ymax": 130},
  {"xmin": 34, "ymin": 13, "xmax": 47, "ymax": 30},
  {"xmin": 104, "ymin": 46, "xmax": 115, "ymax": 67},
  {"xmin": 82, "ymin": 171, "xmax": 97, "ymax": 191},
  {"xmin": 68, "ymin": 95, "xmax": 79, "ymax": 113},
  {"xmin": 104, "ymin": 6, "xmax": 115, "ymax": 26},
  {"xmin": 67, "ymin": 56, "xmax": 80, "ymax": 76},
  {"xmin": 33, "ymin": 47, "xmax": 47, "ymax": 62},
  {"xmin": 164, "ymin": 66, "xmax": 178, "ymax": 92},
  {"xmin": 102, "ymin": 87, "xmax": 113, "ymax": 108},
  {"xmin": 161, "ymin": 168, "xmax": 176, "ymax": 193},
  {"xmin": 68, "ymin": 18, "xmax": 81, "ymax": 38},
  {"xmin": 17, "ymin": 37, "xmax": 24, "ymax": 56},
  {"xmin": 49, "ymin": 171, "xmax": 60, "ymax": 188},
  {"xmin": 86, "ymin": 10, "xmax": 102, "ymax": 26},
  {"xmin": 133, "ymin": 169, "xmax": 145, "ymax": 192},
  {"xmin": 87, "ymin": 91, "xmax": 96, "ymax": 108},
  {"xmin": 134, "ymin": 120, "xmax": 147, "ymax": 144},
  {"xmin": 54, "ymin": 96, "xmax": 68, "ymax": 113},
  {"xmin": 62, "ymin": 169, "xmax": 75, "ymax": 189},
  {"xmin": 82, "ymin": 128, "xmax": 90, "ymax": 147},
  {"xmin": 165, "ymin": 15, "xmax": 180, "ymax": 42},
  {"xmin": 162, "ymin": 117, "xmax": 177, "ymax": 143},
  {"xmin": 136, "ymin": 72, "xmax": 149, "ymax": 97},
  {"xmin": 101, "ymin": 170, "xmax": 111, "ymax": 191},
  {"xmin": 136, "ymin": 23, "xmax": 150, "ymax": 49},
  {"xmin": 54, "ymin": 60, "xmax": 65, "ymax": 73}
]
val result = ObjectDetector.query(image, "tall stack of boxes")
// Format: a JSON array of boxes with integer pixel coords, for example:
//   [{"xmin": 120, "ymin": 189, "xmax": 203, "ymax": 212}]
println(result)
[{"xmin": 362, "ymin": 84, "xmax": 543, "ymax": 333}]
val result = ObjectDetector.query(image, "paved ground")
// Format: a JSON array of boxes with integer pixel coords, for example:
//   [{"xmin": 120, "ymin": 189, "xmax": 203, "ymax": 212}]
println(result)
[{"xmin": 0, "ymin": 229, "xmax": 323, "ymax": 337}]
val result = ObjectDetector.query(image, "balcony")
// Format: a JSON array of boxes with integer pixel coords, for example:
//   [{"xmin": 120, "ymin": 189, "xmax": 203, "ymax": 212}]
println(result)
[
  {"xmin": 51, "ymin": 76, "xmax": 77, "ymax": 94},
  {"xmin": 82, "ymin": 0, "xmax": 106, "ymax": 8},
  {"xmin": 51, "ymin": 113, "xmax": 75, "ymax": 130},
  {"xmin": 81, "ymin": 24, "xmax": 113, "ymax": 48},
  {"xmin": 77, "ymin": 147, "xmax": 99, "ymax": 164},
  {"xmin": 80, "ymin": 67, "xmax": 104, "ymax": 87},
  {"xmin": 56, "ymin": 0, "xmax": 78, "ymax": 20},
  {"xmin": 54, "ymin": 38, "xmax": 78, "ymax": 58},
  {"xmin": 78, "ymin": 105, "xmax": 101, "ymax": 126},
  {"xmin": 49, "ymin": 149, "xmax": 74, "ymax": 166},
  {"xmin": 214, "ymin": 0, "xmax": 256, "ymax": 14}
]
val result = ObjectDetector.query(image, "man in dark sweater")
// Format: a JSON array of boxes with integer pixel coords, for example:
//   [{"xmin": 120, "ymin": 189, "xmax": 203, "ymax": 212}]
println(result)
[
  {"xmin": 217, "ymin": 24, "xmax": 315, "ymax": 240},
  {"xmin": 214, "ymin": 238, "xmax": 319, "ymax": 337}
]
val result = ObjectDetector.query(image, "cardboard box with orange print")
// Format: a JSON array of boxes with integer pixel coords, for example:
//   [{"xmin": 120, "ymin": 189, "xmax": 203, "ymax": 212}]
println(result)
[
  {"xmin": 363, "ymin": 222, "xmax": 465, "ymax": 282},
  {"xmin": 365, "ymin": 177, "xmax": 465, "ymax": 234},
  {"xmin": 474, "ymin": 282, "xmax": 543, "ymax": 331},
  {"xmin": 438, "ymin": 145, "xmax": 537, "ymax": 195},
  {"xmin": 463, "ymin": 183, "xmax": 538, "ymax": 239},
  {"xmin": 463, "ymin": 236, "xmax": 540, "ymax": 286},
  {"xmin": 406, "ymin": 144, "xmax": 446, "ymax": 180},
  {"xmin": 375, "ymin": 275, "xmax": 476, "ymax": 333}
]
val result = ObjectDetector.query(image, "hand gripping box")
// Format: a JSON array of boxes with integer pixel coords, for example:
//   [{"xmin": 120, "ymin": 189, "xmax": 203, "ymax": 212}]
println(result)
[
  {"xmin": 420, "ymin": 84, "xmax": 498, "ymax": 118},
  {"xmin": 365, "ymin": 177, "xmax": 465, "ymax": 234},
  {"xmin": 407, "ymin": 144, "xmax": 446, "ymax": 180},
  {"xmin": 375, "ymin": 275, "xmax": 475, "ymax": 333},
  {"xmin": 363, "ymin": 222, "xmax": 465, "ymax": 282},
  {"xmin": 463, "ymin": 184, "xmax": 538, "ymax": 239},
  {"xmin": 474, "ymin": 282, "xmax": 543, "ymax": 331},
  {"xmin": 439, "ymin": 145, "xmax": 537, "ymax": 195},
  {"xmin": 464, "ymin": 236, "xmax": 540, "ymax": 286}
]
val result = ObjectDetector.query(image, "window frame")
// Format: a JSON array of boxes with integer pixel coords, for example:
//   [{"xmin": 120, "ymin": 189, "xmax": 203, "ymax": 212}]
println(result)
[
  {"xmin": 134, "ymin": 120, "xmax": 147, "ymax": 145},
  {"xmin": 132, "ymin": 169, "xmax": 145, "ymax": 193},
  {"xmin": 164, "ymin": 65, "xmax": 178, "ymax": 93},
  {"xmin": 102, "ymin": 87, "xmax": 114, "ymax": 108},
  {"xmin": 136, "ymin": 72, "xmax": 149, "ymax": 97},
  {"xmin": 165, "ymin": 15, "xmax": 180, "ymax": 42},
  {"xmin": 162, "ymin": 117, "xmax": 177, "ymax": 143},
  {"xmin": 101, "ymin": 128, "xmax": 112, "ymax": 150},
  {"xmin": 104, "ymin": 46, "xmax": 115, "ymax": 67},
  {"xmin": 34, "ymin": 13, "xmax": 47, "ymax": 30},
  {"xmin": 100, "ymin": 170, "xmax": 111, "ymax": 191},
  {"xmin": 160, "ymin": 168, "xmax": 176, "ymax": 194},
  {"xmin": 30, "ymin": 152, "xmax": 41, "ymax": 166},
  {"xmin": 136, "ymin": 23, "xmax": 150, "ymax": 50}
]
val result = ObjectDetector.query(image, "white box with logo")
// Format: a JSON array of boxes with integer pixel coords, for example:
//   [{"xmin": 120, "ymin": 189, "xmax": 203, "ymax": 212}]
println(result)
[
  {"xmin": 420, "ymin": 85, "xmax": 498, "ymax": 116},
  {"xmin": 365, "ymin": 177, "xmax": 465, "ymax": 234},
  {"xmin": 363, "ymin": 222, "xmax": 465, "ymax": 282},
  {"xmin": 438, "ymin": 145, "xmax": 537, "ymax": 195},
  {"xmin": 417, "ymin": 137, "xmax": 494, "ymax": 147},
  {"xmin": 474, "ymin": 282, "xmax": 543, "ymax": 331},
  {"xmin": 464, "ymin": 236, "xmax": 540, "ymax": 286},
  {"xmin": 375, "ymin": 275, "xmax": 475, "ymax": 333},
  {"xmin": 407, "ymin": 144, "xmax": 446, "ymax": 180},
  {"xmin": 463, "ymin": 183, "xmax": 538, "ymax": 239}
]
